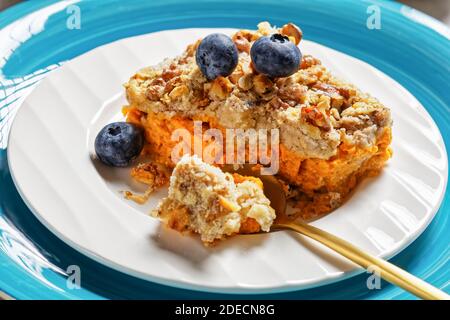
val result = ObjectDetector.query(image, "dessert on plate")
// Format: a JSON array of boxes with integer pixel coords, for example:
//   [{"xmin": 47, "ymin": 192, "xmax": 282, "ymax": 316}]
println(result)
[
  {"xmin": 153, "ymin": 154, "xmax": 275, "ymax": 244},
  {"xmin": 121, "ymin": 21, "xmax": 392, "ymax": 221},
  {"xmin": 95, "ymin": 21, "xmax": 392, "ymax": 243}
]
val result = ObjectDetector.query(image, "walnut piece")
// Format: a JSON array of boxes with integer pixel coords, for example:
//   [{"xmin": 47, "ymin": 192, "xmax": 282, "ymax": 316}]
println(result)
[
  {"xmin": 146, "ymin": 79, "xmax": 165, "ymax": 101},
  {"xmin": 257, "ymin": 21, "xmax": 273, "ymax": 35},
  {"xmin": 238, "ymin": 74, "xmax": 254, "ymax": 91},
  {"xmin": 278, "ymin": 81, "xmax": 306, "ymax": 104},
  {"xmin": 313, "ymin": 82, "xmax": 344, "ymax": 109},
  {"xmin": 280, "ymin": 23, "xmax": 303, "ymax": 45},
  {"xmin": 169, "ymin": 85, "xmax": 189, "ymax": 100},
  {"xmin": 185, "ymin": 39, "xmax": 201, "ymax": 57},
  {"xmin": 161, "ymin": 66, "xmax": 181, "ymax": 81},
  {"xmin": 301, "ymin": 98, "xmax": 332, "ymax": 131},
  {"xmin": 130, "ymin": 162, "xmax": 169, "ymax": 186},
  {"xmin": 269, "ymin": 97, "xmax": 290, "ymax": 109},
  {"xmin": 232, "ymin": 30, "xmax": 254, "ymax": 53},
  {"xmin": 300, "ymin": 55, "xmax": 321, "ymax": 69}
]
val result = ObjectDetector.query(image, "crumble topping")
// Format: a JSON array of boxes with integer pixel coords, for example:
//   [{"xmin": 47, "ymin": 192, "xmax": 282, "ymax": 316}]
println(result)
[
  {"xmin": 124, "ymin": 22, "xmax": 393, "ymax": 221},
  {"xmin": 124, "ymin": 162, "xmax": 170, "ymax": 204},
  {"xmin": 124, "ymin": 22, "xmax": 392, "ymax": 160}
]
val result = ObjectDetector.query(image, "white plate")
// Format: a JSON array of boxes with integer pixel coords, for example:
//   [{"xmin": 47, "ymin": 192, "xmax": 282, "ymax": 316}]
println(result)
[{"xmin": 7, "ymin": 28, "xmax": 448, "ymax": 293}]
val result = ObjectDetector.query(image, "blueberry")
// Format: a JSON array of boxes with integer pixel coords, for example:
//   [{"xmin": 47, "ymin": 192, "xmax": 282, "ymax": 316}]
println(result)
[
  {"xmin": 196, "ymin": 33, "xmax": 238, "ymax": 80},
  {"xmin": 95, "ymin": 122, "xmax": 144, "ymax": 167},
  {"xmin": 250, "ymin": 34, "xmax": 301, "ymax": 78}
]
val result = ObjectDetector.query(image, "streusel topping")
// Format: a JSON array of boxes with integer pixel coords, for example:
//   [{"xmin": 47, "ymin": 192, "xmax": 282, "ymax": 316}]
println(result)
[
  {"xmin": 153, "ymin": 155, "xmax": 276, "ymax": 243},
  {"xmin": 125, "ymin": 22, "xmax": 391, "ymax": 159}
]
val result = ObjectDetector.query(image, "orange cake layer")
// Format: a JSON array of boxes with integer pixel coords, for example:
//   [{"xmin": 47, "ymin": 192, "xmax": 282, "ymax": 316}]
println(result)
[{"xmin": 127, "ymin": 108, "xmax": 391, "ymax": 218}]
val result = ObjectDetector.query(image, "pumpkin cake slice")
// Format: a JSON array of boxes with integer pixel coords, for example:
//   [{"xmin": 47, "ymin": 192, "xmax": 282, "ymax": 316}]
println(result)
[
  {"xmin": 125, "ymin": 22, "xmax": 392, "ymax": 220},
  {"xmin": 152, "ymin": 154, "xmax": 276, "ymax": 244}
]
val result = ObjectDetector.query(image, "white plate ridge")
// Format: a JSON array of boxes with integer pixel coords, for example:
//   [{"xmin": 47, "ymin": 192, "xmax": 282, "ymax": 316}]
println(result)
[{"xmin": 7, "ymin": 28, "xmax": 448, "ymax": 293}]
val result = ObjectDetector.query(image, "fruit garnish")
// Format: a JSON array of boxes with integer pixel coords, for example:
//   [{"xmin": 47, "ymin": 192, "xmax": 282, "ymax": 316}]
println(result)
[
  {"xmin": 95, "ymin": 122, "xmax": 144, "ymax": 167},
  {"xmin": 250, "ymin": 34, "xmax": 301, "ymax": 78}
]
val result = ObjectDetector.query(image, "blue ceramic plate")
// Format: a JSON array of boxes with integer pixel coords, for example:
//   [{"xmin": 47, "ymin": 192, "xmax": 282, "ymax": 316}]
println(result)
[{"xmin": 0, "ymin": 0, "xmax": 449, "ymax": 299}]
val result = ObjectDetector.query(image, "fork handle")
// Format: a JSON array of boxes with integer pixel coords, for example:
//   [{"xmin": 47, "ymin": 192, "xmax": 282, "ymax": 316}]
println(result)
[{"xmin": 276, "ymin": 221, "xmax": 449, "ymax": 300}]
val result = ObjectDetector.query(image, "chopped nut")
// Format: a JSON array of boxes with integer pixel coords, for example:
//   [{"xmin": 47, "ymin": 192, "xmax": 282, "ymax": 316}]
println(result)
[
  {"xmin": 185, "ymin": 39, "xmax": 201, "ymax": 57},
  {"xmin": 301, "ymin": 100, "xmax": 332, "ymax": 131},
  {"xmin": 317, "ymin": 95, "xmax": 331, "ymax": 113},
  {"xmin": 235, "ymin": 39, "xmax": 250, "ymax": 53},
  {"xmin": 313, "ymin": 82, "xmax": 339, "ymax": 95},
  {"xmin": 228, "ymin": 64, "xmax": 244, "ymax": 84},
  {"xmin": 162, "ymin": 68, "xmax": 181, "ymax": 81},
  {"xmin": 169, "ymin": 85, "xmax": 189, "ymax": 100},
  {"xmin": 192, "ymin": 89, "xmax": 210, "ymax": 107},
  {"xmin": 229, "ymin": 71, "xmax": 242, "ymax": 85},
  {"xmin": 336, "ymin": 115, "xmax": 365, "ymax": 131},
  {"xmin": 218, "ymin": 195, "xmax": 241, "ymax": 212},
  {"xmin": 178, "ymin": 55, "xmax": 189, "ymax": 65},
  {"xmin": 240, "ymin": 218, "xmax": 262, "ymax": 234},
  {"xmin": 313, "ymin": 82, "xmax": 344, "ymax": 108},
  {"xmin": 300, "ymin": 55, "xmax": 321, "ymax": 69},
  {"xmin": 146, "ymin": 84, "xmax": 165, "ymax": 101},
  {"xmin": 338, "ymin": 86, "xmax": 357, "ymax": 99},
  {"xmin": 125, "ymin": 168, "xmax": 171, "ymax": 204},
  {"xmin": 253, "ymin": 74, "xmax": 273, "ymax": 95},
  {"xmin": 295, "ymin": 69, "xmax": 318, "ymax": 85},
  {"xmin": 269, "ymin": 97, "xmax": 290, "ymax": 109},
  {"xmin": 279, "ymin": 82, "xmax": 307, "ymax": 104},
  {"xmin": 249, "ymin": 61, "xmax": 258, "ymax": 73},
  {"xmin": 280, "ymin": 23, "xmax": 303, "ymax": 45},
  {"xmin": 131, "ymin": 162, "xmax": 169, "ymax": 187},
  {"xmin": 330, "ymin": 108, "xmax": 341, "ymax": 120},
  {"xmin": 287, "ymin": 36, "xmax": 297, "ymax": 44},
  {"xmin": 372, "ymin": 108, "xmax": 390, "ymax": 127},
  {"xmin": 330, "ymin": 97, "xmax": 344, "ymax": 109},
  {"xmin": 164, "ymin": 76, "xmax": 182, "ymax": 93},
  {"xmin": 209, "ymin": 76, "xmax": 233, "ymax": 100},
  {"xmin": 125, "ymin": 107, "xmax": 143, "ymax": 125},
  {"xmin": 233, "ymin": 29, "xmax": 254, "ymax": 41},
  {"xmin": 133, "ymin": 67, "xmax": 158, "ymax": 80}
]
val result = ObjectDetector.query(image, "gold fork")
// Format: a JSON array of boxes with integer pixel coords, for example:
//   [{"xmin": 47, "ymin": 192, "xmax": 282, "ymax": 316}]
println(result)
[{"xmin": 224, "ymin": 164, "xmax": 449, "ymax": 300}]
